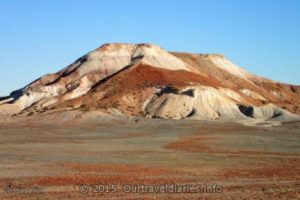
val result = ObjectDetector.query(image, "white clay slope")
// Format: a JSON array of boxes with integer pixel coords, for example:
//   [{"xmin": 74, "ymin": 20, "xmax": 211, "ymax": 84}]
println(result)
[
  {"xmin": 145, "ymin": 86, "xmax": 300, "ymax": 121},
  {"xmin": 145, "ymin": 86, "xmax": 247, "ymax": 120},
  {"xmin": 206, "ymin": 55, "xmax": 252, "ymax": 81},
  {"xmin": 73, "ymin": 43, "xmax": 190, "ymax": 76}
]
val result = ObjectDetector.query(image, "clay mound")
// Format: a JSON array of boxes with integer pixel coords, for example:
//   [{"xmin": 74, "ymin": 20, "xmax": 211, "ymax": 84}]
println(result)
[
  {"xmin": 0, "ymin": 42, "xmax": 299, "ymax": 124},
  {"xmin": 144, "ymin": 86, "xmax": 300, "ymax": 121},
  {"xmin": 51, "ymin": 63, "xmax": 298, "ymax": 122},
  {"xmin": 145, "ymin": 86, "xmax": 247, "ymax": 120},
  {"xmin": 253, "ymin": 104, "xmax": 300, "ymax": 122}
]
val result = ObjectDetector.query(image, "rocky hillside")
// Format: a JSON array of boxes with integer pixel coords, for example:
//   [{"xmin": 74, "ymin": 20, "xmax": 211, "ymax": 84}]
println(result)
[{"xmin": 0, "ymin": 43, "xmax": 299, "ymax": 122}]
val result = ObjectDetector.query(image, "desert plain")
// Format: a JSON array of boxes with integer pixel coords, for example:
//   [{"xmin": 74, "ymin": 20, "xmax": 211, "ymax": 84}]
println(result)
[{"xmin": 0, "ymin": 118, "xmax": 299, "ymax": 199}]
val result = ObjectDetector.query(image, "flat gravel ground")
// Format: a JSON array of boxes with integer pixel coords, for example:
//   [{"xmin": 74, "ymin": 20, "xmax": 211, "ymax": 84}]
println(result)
[{"xmin": 0, "ymin": 119, "xmax": 299, "ymax": 199}]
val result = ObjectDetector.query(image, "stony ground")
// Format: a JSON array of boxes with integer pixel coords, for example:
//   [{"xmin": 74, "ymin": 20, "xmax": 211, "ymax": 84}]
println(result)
[{"xmin": 0, "ymin": 119, "xmax": 299, "ymax": 199}]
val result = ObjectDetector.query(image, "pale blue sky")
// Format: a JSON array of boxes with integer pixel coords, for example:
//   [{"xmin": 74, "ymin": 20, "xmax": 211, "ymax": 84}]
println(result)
[{"xmin": 0, "ymin": 0, "xmax": 299, "ymax": 96}]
